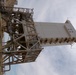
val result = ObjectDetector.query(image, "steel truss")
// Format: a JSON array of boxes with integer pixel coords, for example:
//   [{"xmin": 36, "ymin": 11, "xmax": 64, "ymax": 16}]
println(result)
[{"xmin": 0, "ymin": 6, "xmax": 42, "ymax": 72}]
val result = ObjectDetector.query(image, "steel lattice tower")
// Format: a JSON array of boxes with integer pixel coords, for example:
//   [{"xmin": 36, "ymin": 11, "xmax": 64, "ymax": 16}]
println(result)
[
  {"xmin": 0, "ymin": 0, "xmax": 76, "ymax": 75},
  {"xmin": 0, "ymin": 1, "xmax": 42, "ymax": 74}
]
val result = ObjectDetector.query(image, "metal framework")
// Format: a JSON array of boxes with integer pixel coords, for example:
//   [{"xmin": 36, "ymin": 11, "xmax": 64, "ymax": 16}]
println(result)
[
  {"xmin": 0, "ymin": 1, "xmax": 76, "ymax": 75},
  {"xmin": 0, "ymin": 6, "xmax": 42, "ymax": 74}
]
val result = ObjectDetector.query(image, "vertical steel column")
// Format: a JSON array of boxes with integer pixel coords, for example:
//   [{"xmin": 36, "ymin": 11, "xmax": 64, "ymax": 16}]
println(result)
[{"xmin": 0, "ymin": 13, "xmax": 3, "ymax": 75}]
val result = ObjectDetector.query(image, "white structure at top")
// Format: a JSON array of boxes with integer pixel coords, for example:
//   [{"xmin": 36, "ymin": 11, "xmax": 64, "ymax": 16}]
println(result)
[{"xmin": 34, "ymin": 20, "xmax": 76, "ymax": 46}]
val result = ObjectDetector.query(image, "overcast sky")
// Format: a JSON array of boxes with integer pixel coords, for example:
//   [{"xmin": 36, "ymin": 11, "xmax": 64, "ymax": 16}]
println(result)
[{"xmin": 6, "ymin": 0, "xmax": 76, "ymax": 75}]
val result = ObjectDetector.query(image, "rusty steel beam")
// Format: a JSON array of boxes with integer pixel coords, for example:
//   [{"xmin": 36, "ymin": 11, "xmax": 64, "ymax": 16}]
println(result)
[{"xmin": 0, "ymin": 6, "xmax": 42, "ymax": 73}]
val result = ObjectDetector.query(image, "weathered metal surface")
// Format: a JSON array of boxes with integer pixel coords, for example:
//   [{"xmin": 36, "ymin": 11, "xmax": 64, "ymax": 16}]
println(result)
[
  {"xmin": 0, "ymin": 13, "xmax": 3, "ymax": 75},
  {"xmin": 0, "ymin": 6, "xmax": 42, "ymax": 73},
  {"xmin": 0, "ymin": 0, "xmax": 17, "ymax": 7}
]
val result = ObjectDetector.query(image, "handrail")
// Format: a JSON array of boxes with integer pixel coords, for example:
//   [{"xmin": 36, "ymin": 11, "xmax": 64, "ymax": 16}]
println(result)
[{"xmin": 0, "ymin": 6, "xmax": 33, "ymax": 14}]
